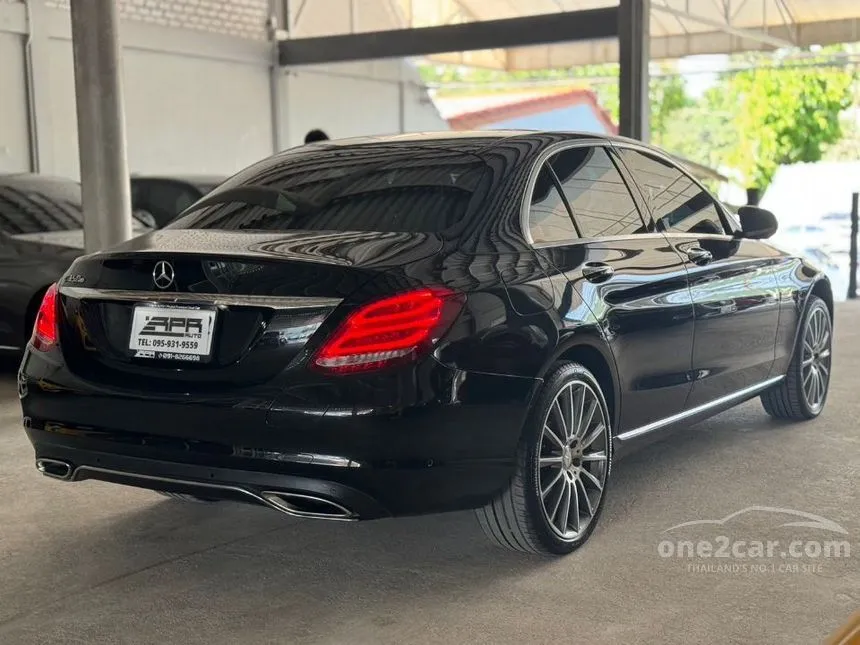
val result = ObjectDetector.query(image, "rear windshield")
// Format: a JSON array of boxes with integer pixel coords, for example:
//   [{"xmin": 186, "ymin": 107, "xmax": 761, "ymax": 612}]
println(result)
[
  {"xmin": 0, "ymin": 176, "xmax": 83, "ymax": 234},
  {"xmin": 167, "ymin": 148, "xmax": 491, "ymax": 233}
]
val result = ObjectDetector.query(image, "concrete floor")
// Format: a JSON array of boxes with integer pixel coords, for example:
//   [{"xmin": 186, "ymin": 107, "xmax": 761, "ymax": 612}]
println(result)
[{"xmin": 1, "ymin": 306, "xmax": 859, "ymax": 645}]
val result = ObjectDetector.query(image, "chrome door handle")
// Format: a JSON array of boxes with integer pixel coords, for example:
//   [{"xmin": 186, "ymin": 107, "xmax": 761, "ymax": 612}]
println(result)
[
  {"xmin": 582, "ymin": 262, "xmax": 614, "ymax": 283},
  {"xmin": 685, "ymin": 247, "xmax": 713, "ymax": 265}
]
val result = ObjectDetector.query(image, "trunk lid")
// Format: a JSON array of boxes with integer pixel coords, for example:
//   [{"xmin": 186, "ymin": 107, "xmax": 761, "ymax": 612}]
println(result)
[{"xmin": 57, "ymin": 229, "xmax": 442, "ymax": 391}]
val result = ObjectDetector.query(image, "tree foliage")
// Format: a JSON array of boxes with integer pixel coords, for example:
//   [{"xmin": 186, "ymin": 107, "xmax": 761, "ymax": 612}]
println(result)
[
  {"xmin": 420, "ymin": 55, "xmax": 856, "ymax": 190},
  {"xmin": 718, "ymin": 64, "xmax": 854, "ymax": 188}
]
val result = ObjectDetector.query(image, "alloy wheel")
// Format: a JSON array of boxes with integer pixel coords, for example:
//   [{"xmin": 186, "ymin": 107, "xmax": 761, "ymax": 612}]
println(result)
[
  {"xmin": 537, "ymin": 379, "xmax": 609, "ymax": 540},
  {"xmin": 801, "ymin": 306, "xmax": 832, "ymax": 413}
]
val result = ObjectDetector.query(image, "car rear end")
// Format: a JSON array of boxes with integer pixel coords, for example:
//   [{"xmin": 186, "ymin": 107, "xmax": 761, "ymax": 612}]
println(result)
[{"xmin": 18, "ymin": 141, "xmax": 536, "ymax": 520}]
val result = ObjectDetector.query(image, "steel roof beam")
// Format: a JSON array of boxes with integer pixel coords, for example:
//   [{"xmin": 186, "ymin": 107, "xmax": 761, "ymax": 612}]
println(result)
[{"xmin": 278, "ymin": 7, "xmax": 617, "ymax": 65}]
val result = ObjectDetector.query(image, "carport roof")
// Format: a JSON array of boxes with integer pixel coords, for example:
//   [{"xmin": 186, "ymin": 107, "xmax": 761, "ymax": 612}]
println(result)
[{"xmin": 287, "ymin": 0, "xmax": 860, "ymax": 69}]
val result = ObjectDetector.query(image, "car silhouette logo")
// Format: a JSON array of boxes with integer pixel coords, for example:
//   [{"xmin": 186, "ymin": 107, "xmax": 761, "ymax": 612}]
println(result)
[{"xmin": 152, "ymin": 261, "xmax": 175, "ymax": 290}]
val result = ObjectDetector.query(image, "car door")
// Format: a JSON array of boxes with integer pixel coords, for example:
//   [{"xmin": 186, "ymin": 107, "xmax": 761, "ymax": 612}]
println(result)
[
  {"xmin": 615, "ymin": 146, "xmax": 781, "ymax": 409},
  {"xmin": 531, "ymin": 143, "xmax": 696, "ymax": 434}
]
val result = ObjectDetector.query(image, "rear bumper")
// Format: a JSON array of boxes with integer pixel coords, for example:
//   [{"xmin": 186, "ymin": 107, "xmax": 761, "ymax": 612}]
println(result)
[{"xmin": 19, "ymin": 353, "xmax": 539, "ymax": 518}]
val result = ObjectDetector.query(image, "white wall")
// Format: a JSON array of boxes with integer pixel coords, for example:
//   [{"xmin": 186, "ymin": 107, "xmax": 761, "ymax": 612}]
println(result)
[
  {"xmin": 0, "ymin": 0, "xmax": 448, "ymax": 182},
  {"xmin": 39, "ymin": 37, "xmax": 274, "ymax": 180},
  {"xmin": 281, "ymin": 60, "xmax": 448, "ymax": 145},
  {"xmin": 0, "ymin": 31, "xmax": 30, "ymax": 173},
  {"xmin": 124, "ymin": 49, "xmax": 273, "ymax": 175}
]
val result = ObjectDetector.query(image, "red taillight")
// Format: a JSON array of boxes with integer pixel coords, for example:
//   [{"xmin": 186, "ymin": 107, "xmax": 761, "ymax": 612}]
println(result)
[
  {"xmin": 312, "ymin": 287, "xmax": 464, "ymax": 374},
  {"xmin": 31, "ymin": 283, "xmax": 59, "ymax": 351}
]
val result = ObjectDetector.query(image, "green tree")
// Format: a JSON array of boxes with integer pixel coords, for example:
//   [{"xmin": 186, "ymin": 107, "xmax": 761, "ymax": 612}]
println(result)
[
  {"xmin": 721, "ymin": 64, "xmax": 854, "ymax": 188},
  {"xmin": 649, "ymin": 72, "xmax": 692, "ymax": 145},
  {"xmin": 659, "ymin": 101, "xmax": 735, "ymax": 170}
]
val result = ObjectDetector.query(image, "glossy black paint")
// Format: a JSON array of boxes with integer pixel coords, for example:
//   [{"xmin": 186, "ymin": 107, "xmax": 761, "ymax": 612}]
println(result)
[{"xmin": 18, "ymin": 131, "xmax": 830, "ymax": 518}]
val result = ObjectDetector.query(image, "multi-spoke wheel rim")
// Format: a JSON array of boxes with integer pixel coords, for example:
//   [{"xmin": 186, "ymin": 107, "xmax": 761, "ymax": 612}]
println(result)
[
  {"xmin": 538, "ymin": 380, "xmax": 609, "ymax": 540},
  {"xmin": 801, "ymin": 307, "xmax": 832, "ymax": 413}
]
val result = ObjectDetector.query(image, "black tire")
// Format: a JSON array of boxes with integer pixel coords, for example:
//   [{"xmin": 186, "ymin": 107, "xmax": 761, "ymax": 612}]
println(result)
[
  {"xmin": 761, "ymin": 295, "xmax": 832, "ymax": 420},
  {"xmin": 155, "ymin": 491, "xmax": 220, "ymax": 503},
  {"xmin": 476, "ymin": 361, "xmax": 613, "ymax": 555}
]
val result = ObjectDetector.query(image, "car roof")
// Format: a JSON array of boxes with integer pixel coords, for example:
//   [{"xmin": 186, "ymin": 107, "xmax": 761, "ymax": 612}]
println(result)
[
  {"xmin": 0, "ymin": 173, "xmax": 78, "ymax": 189},
  {"xmin": 307, "ymin": 130, "xmax": 609, "ymax": 150}
]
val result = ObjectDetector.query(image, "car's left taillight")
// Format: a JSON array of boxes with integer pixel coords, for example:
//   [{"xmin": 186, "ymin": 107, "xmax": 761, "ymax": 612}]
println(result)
[
  {"xmin": 31, "ymin": 283, "xmax": 59, "ymax": 351},
  {"xmin": 312, "ymin": 286, "xmax": 465, "ymax": 375}
]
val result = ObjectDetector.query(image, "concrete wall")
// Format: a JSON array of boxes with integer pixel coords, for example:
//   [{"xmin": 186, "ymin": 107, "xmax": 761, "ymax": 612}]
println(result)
[
  {"xmin": 0, "ymin": 30, "xmax": 30, "ymax": 173},
  {"xmin": 281, "ymin": 60, "xmax": 447, "ymax": 144},
  {"xmin": 0, "ymin": 0, "xmax": 447, "ymax": 181}
]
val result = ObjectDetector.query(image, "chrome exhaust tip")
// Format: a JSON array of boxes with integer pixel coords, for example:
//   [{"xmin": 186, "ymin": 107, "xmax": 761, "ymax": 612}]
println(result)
[
  {"xmin": 261, "ymin": 491, "xmax": 357, "ymax": 521},
  {"xmin": 36, "ymin": 458, "xmax": 73, "ymax": 481}
]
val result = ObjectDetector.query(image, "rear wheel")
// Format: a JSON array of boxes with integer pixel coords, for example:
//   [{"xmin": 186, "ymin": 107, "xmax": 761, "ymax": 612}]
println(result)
[
  {"xmin": 761, "ymin": 295, "xmax": 832, "ymax": 420},
  {"xmin": 476, "ymin": 362, "xmax": 612, "ymax": 555}
]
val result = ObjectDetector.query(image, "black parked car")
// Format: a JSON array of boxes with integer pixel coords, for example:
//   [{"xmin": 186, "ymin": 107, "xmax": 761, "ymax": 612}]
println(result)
[
  {"xmin": 0, "ymin": 174, "xmax": 221, "ymax": 354},
  {"xmin": 0, "ymin": 174, "xmax": 95, "ymax": 354},
  {"xmin": 19, "ymin": 132, "xmax": 833, "ymax": 555},
  {"xmin": 130, "ymin": 174, "xmax": 225, "ymax": 228}
]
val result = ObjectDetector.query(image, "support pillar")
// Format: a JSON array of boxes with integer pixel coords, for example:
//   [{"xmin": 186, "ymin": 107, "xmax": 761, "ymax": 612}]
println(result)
[
  {"xmin": 69, "ymin": 0, "xmax": 132, "ymax": 252},
  {"xmin": 618, "ymin": 0, "xmax": 650, "ymax": 142}
]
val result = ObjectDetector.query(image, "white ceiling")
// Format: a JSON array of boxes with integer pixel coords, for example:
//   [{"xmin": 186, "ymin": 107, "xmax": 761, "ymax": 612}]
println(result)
[{"xmin": 288, "ymin": 0, "xmax": 860, "ymax": 69}]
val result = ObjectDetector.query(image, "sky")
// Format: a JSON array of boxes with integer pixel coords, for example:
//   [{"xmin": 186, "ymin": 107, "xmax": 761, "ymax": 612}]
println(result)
[{"xmin": 675, "ymin": 54, "xmax": 731, "ymax": 98}]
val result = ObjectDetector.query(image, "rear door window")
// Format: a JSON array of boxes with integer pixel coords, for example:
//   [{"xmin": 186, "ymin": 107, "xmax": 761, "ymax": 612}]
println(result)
[
  {"xmin": 527, "ymin": 166, "xmax": 579, "ymax": 244},
  {"xmin": 549, "ymin": 146, "xmax": 646, "ymax": 237}
]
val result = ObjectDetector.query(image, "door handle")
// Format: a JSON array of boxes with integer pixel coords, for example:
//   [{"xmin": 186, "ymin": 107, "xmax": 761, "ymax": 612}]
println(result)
[
  {"xmin": 582, "ymin": 262, "xmax": 614, "ymax": 283},
  {"xmin": 685, "ymin": 246, "xmax": 713, "ymax": 265}
]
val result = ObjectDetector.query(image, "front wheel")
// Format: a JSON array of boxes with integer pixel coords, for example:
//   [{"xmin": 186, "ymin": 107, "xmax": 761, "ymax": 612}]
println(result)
[
  {"xmin": 761, "ymin": 295, "xmax": 832, "ymax": 420},
  {"xmin": 476, "ymin": 362, "xmax": 613, "ymax": 555}
]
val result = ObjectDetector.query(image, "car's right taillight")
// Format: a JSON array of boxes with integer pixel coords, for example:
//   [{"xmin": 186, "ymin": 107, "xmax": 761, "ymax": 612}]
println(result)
[
  {"xmin": 312, "ymin": 286, "xmax": 464, "ymax": 375},
  {"xmin": 31, "ymin": 283, "xmax": 59, "ymax": 351}
]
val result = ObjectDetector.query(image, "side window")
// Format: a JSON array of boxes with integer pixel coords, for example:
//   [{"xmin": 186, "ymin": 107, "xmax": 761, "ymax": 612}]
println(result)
[
  {"xmin": 527, "ymin": 165, "xmax": 578, "ymax": 244},
  {"xmin": 549, "ymin": 146, "xmax": 645, "ymax": 237},
  {"xmin": 618, "ymin": 149, "xmax": 727, "ymax": 235}
]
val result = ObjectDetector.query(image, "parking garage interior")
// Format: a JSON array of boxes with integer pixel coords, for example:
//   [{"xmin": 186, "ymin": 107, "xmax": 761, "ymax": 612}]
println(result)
[{"xmin": 1, "ymin": 1, "xmax": 860, "ymax": 643}]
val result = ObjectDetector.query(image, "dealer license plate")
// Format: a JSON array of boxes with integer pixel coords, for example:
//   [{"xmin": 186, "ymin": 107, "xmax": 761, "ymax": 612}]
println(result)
[{"xmin": 128, "ymin": 304, "xmax": 217, "ymax": 362}]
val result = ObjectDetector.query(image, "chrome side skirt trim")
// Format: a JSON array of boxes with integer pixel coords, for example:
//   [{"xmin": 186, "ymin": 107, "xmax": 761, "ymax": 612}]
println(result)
[
  {"xmin": 59, "ymin": 286, "xmax": 341, "ymax": 310},
  {"xmin": 616, "ymin": 375, "xmax": 784, "ymax": 442}
]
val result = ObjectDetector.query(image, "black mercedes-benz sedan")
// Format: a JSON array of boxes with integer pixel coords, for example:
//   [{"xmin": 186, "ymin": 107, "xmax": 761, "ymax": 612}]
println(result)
[{"xmin": 18, "ymin": 132, "xmax": 833, "ymax": 555}]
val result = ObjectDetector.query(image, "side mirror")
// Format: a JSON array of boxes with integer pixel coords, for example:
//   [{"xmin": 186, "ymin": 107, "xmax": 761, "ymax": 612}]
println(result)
[
  {"xmin": 737, "ymin": 206, "xmax": 778, "ymax": 239},
  {"xmin": 133, "ymin": 209, "xmax": 157, "ymax": 229}
]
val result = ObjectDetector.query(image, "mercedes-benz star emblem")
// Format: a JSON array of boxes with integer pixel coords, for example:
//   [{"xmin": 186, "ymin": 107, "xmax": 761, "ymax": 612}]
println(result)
[{"xmin": 152, "ymin": 261, "xmax": 175, "ymax": 290}]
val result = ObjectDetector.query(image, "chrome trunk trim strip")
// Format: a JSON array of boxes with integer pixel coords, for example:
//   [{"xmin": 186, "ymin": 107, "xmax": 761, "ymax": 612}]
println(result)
[{"xmin": 59, "ymin": 286, "xmax": 342, "ymax": 310}]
